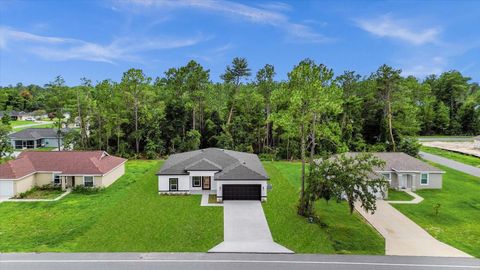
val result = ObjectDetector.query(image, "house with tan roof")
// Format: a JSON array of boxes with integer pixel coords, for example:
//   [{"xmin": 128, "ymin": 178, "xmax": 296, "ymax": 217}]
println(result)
[
  {"xmin": 0, "ymin": 151, "xmax": 127, "ymax": 198},
  {"xmin": 344, "ymin": 152, "xmax": 445, "ymax": 192}
]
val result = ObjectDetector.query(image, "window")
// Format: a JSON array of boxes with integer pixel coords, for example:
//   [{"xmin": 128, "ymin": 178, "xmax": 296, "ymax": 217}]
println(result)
[
  {"xmin": 169, "ymin": 178, "xmax": 178, "ymax": 191},
  {"xmin": 15, "ymin": 141, "xmax": 22, "ymax": 149},
  {"xmin": 84, "ymin": 176, "xmax": 94, "ymax": 187},
  {"xmin": 381, "ymin": 173, "xmax": 391, "ymax": 180},
  {"xmin": 53, "ymin": 174, "xmax": 61, "ymax": 186},
  {"xmin": 192, "ymin": 176, "xmax": 201, "ymax": 187},
  {"xmin": 420, "ymin": 173, "xmax": 429, "ymax": 185}
]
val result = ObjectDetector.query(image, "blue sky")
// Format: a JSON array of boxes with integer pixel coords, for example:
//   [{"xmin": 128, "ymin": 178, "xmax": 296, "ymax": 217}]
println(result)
[{"xmin": 1, "ymin": 0, "xmax": 479, "ymax": 86}]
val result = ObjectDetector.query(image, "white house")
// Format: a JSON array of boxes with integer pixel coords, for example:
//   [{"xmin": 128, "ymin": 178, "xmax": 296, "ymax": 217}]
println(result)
[{"xmin": 157, "ymin": 148, "xmax": 269, "ymax": 202}]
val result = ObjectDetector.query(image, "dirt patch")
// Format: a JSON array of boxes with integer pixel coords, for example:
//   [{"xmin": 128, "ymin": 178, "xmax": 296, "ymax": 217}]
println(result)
[{"xmin": 421, "ymin": 141, "xmax": 480, "ymax": 157}]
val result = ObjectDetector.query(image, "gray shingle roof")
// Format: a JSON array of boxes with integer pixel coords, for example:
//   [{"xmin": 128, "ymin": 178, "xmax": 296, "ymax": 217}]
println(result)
[
  {"xmin": 157, "ymin": 148, "xmax": 269, "ymax": 180},
  {"xmin": 342, "ymin": 152, "xmax": 443, "ymax": 172},
  {"xmin": 9, "ymin": 128, "xmax": 70, "ymax": 140}
]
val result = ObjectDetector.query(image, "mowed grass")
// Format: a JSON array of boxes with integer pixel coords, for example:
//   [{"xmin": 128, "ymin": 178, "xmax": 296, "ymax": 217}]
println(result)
[
  {"xmin": 393, "ymin": 163, "xmax": 480, "ymax": 257},
  {"xmin": 0, "ymin": 160, "xmax": 223, "ymax": 252},
  {"xmin": 262, "ymin": 161, "xmax": 384, "ymax": 254},
  {"xmin": 13, "ymin": 123, "xmax": 55, "ymax": 132},
  {"xmin": 387, "ymin": 189, "xmax": 414, "ymax": 201},
  {"xmin": 9, "ymin": 120, "xmax": 35, "ymax": 127},
  {"xmin": 421, "ymin": 146, "xmax": 480, "ymax": 167}
]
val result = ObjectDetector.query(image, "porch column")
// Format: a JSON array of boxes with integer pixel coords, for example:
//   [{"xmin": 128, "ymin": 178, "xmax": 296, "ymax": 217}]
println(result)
[{"xmin": 61, "ymin": 176, "xmax": 66, "ymax": 191}]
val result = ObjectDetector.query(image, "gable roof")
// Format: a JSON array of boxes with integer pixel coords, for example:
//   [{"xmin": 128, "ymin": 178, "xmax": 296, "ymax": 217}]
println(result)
[
  {"xmin": 0, "ymin": 151, "xmax": 126, "ymax": 180},
  {"xmin": 157, "ymin": 148, "xmax": 269, "ymax": 180},
  {"xmin": 342, "ymin": 152, "xmax": 443, "ymax": 173},
  {"xmin": 9, "ymin": 128, "xmax": 70, "ymax": 140}
]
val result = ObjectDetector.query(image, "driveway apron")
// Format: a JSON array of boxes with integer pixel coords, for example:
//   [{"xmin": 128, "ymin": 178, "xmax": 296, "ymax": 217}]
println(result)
[
  {"xmin": 209, "ymin": 201, "xmax": 293, "ymax": 253},
  {"xmin": 356, "ymin": 200, "xmax": 471, "ymax": 257}
]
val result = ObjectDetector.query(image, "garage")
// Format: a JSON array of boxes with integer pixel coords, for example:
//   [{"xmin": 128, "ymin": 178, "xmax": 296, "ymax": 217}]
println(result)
[
  {"xmin": 223, "ymin": 184, "xmax": 261, "ymax": 200},
  {"xmin": 0, "ymin": 181, "xmax": 14, "ymax": 197}
]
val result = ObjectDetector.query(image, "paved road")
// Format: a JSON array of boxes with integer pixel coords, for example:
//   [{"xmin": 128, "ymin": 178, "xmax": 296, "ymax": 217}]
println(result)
[
  {"xmin": 420, "ymin": 151, "xmax": 480, "ymax": 177},
  {"xmin": 1, "ymin": 253, "xmax": 479, "ymax": 270},
  {"xmin": 209, "ymin": 201, "xmax": 293, "ymax": 253},
  {"xmin": 355, "ymin": 201, "xmax": 471, "ymax": 257},
  {"xmin": 418, "ymin": 137, "xmax": 473, "ymax": 142}
]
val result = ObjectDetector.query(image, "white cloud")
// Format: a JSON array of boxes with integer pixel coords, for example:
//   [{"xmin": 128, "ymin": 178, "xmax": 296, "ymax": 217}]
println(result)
[
  {"xmin": 117, "ymin": 0, "xmax": 329, "ymax": 43},
  {"xmin": 401, "ymin": 56, "xmax": 446, "ymax": 77},
  {"xmin": 355, "ymin": 14, "xmax": 440, "ymax": 45},
  {"xmin": 0, "ymin": 26, "xmax": 206, "ymax": 63}
]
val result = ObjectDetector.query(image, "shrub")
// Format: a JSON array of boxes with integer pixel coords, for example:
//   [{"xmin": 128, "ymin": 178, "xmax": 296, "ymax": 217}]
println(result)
[
  {"xmin": 37, "ymin": 184, "xmax": 62, "ymax": 191},
  {"xmin": 397, "ymin": 137, "xmax": 421, "ymax": 157},
  {"xmin": 71, "ymin": 185, "xmax": 104, "ymax": 194}
]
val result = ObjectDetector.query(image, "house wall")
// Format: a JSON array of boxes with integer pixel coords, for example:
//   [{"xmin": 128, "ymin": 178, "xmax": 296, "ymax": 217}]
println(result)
[
  {"xmin": 13, "ymin": 174, "xmax": 35, "ymax": 195},
  {"xmin": 158, "ymin": 175, "xmax": 190, "ymax": 192},
  {"xmin": 35, "ymin": 172, "xmax": 54, "ymax": 186},
  {"xmin": 215, "ymin": 180, "xmax": 268, "ymax": 201},
  {"xmin": 389, "ymin": 172, "xmax": 443, "ymax": 190},
  {"xmin": 416, "ymin": 173, "xmax": 443, "ymax": 189},
  {"xmin": 96, "ymin": 163, "xmax": 125, "ymax": 187},
  {"xmin": 188, "ymin": 170, "xmax": 219, "ymax": 191},
  {"xmin": 44, "ymin": 138, "xmax": 62, "ymax": 148}
]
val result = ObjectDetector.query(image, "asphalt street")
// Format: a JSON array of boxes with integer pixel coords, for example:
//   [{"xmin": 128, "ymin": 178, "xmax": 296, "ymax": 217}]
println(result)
[{"xmin": 1, "ymin": 253, "xmax": 479, "ymax": 270}]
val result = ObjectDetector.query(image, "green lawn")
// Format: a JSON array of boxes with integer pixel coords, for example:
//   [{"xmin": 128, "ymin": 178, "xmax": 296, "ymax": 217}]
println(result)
[
  {"xmin": 387, "ymin": 189, "xmax": 414, "ymax": 201},
  {"xmin": 393, "ymin": 163, "xmax": 480, "ymax": 257},
  {"xmin": 13, "ymin": 123, "xmax": 55, "ymax": 132},
  {"xmin": 421, "ymin": 146, "xmax": 480, "ymax": 167},
  {"xmin": 0, "ymin": 160, "xmax": 223, "ymax": 252},
  {"xmin": 262, "ymin": 161, "xmax": 385, "ymax": 254},
  {"xmin": 24, "ymin": 147, "xmax": 56, "ymax": 152},
  {"xmin": 9, "ymin": 120, "xmax": 35, "ymax": 127}
]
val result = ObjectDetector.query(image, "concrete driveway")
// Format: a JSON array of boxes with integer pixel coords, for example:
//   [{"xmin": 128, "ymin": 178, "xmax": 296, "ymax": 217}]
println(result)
[
  {"xmin": 209, "ymin": 201, "xmax": 293, "ymax": 253},
  {"xmin": 356, "ymin": 200, "xmax": 471, "ymax": 257}
]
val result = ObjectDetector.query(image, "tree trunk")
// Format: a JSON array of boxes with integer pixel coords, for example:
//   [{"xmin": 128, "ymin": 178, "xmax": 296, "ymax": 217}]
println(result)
[
  {"xmin": 76, "ymin": 88, "xmax": 84, "ymax": 148},
  {"xmin": 310, "ymin": 114, "xmax": 316, "ymax": 162},
  {"xmin": 300, "ymin": 123, "xmax": 306, "ymax": 206},
  {"xmin": 298, "ymin": 123, "xmax": 306, "ymax": 216},
  {"xmin": 57, "ymin": 116, "xmax": 62, "ymax": 151},
  {"xmin": 387, "ymin": 97, "xmax": 396, "ymax": 151},
  {"xmin": 192, "ymin": 108, "xmax": 196, "ymax": 130},
  {"xmin": 227, "ymin": 104, "xmax": 234, "ymax": 125},
  {"xmin": 134, "ymin": 98, "xmax": 139, "ymax": 154}
]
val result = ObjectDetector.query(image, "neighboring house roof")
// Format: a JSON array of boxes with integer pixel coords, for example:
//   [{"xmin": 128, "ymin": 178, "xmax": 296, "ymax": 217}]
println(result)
[
  {"xmin": 342, "ymin": 152, "xmax": 444, "ymax": 173},
  {"xmin": 157, "ymin": 148, "xmax": 269, "ymax": 180},
  {"xmin": 9, "ymin": 128, "xmax": 70, "ymax": 140},
  {"xmin": 0, "ymin": 151, "xmax": 126, "ymax": 180}
]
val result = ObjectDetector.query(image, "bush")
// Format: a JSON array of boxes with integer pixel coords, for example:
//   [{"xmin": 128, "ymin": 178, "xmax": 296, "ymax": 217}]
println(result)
[
  {"xmin": 397, "ymin": 137, "xmax": 421, "ymax": 157},
  {"xmin": 71, "ymin": 185, "xmax": 104, "ymax": 194},
  {"xmin": 37, "ymin": 184, "xmax": 62, "ymax": 191},
  {"xmin": 258, "ymin": 153, "xmax": 279, "ymax": 161}
]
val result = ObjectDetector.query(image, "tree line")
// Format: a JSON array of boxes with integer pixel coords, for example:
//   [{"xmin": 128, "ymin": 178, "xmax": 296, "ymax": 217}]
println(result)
[{"xmin": 1, "ymin": 58, "xmax": 479, "ymax": 160}]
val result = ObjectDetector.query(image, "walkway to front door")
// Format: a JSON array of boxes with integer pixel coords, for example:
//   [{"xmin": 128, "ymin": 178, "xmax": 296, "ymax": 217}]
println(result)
[{"xmin": 209, "ymin": 201, "xmax": 293, "ymax": 253}]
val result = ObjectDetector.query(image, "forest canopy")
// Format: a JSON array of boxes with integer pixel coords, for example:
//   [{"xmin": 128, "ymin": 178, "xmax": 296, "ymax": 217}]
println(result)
[{"xmin": 1, "ymin": 58, "xmax": 479, "ymax": 159}]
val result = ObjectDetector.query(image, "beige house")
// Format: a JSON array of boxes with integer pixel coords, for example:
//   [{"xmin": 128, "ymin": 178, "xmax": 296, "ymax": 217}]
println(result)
[
  {"xmin": 0, "ymin": 151, "xmax": 127, "ymax": 198},
  {"xmin": 342, "ymin": 152, "xmax": 445, "ymax": 199}
]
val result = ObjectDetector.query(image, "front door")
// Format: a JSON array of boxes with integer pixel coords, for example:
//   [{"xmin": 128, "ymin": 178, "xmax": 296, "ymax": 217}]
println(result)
[{"xmin": 202, "ymin": 176, "xmax": 211, "ymax": 190}]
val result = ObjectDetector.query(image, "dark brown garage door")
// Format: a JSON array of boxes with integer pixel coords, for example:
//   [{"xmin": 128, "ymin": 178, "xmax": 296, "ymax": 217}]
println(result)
[{"xmin": 222, "ymin": 184, "xmax": 261, "ymax": 200}]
